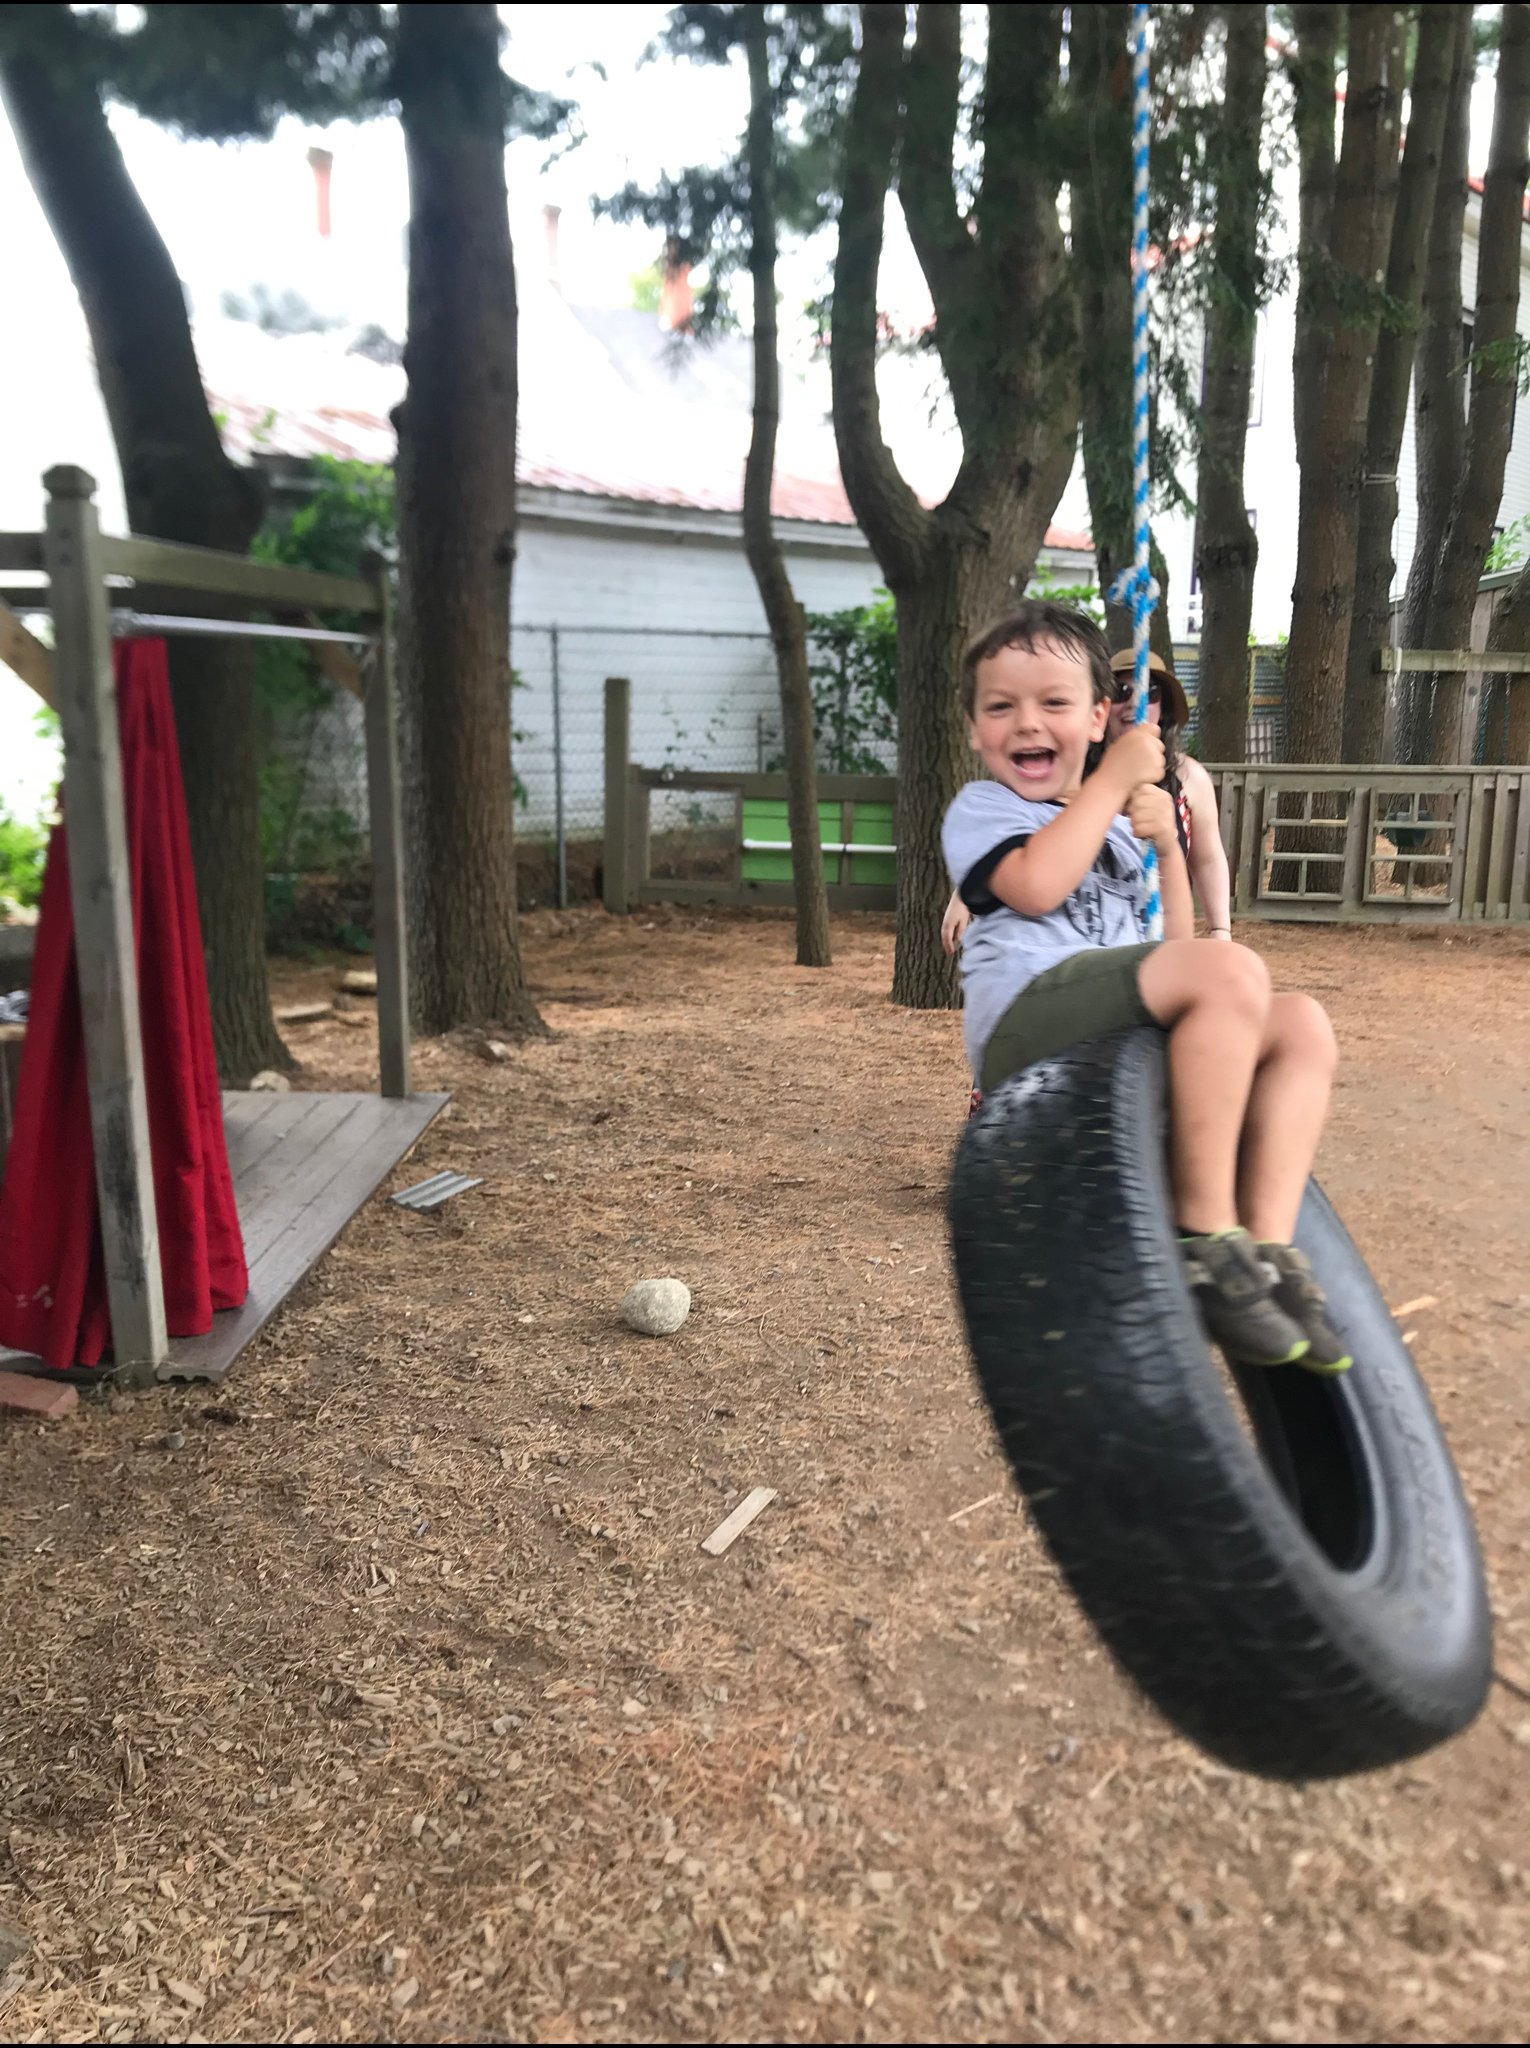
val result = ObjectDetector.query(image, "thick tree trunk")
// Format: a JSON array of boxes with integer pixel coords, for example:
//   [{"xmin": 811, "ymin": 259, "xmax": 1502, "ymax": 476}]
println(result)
[
  {"xmin": 394, "ymin": 2, "xmax": 543, "ymax": 1037},
  {"xmin": 831, "ymin": 3, "xmax": 1078, "ymax": 1009},
  {"xmin": 1422, "ymin": 4, "xmax": 1530, "ymax": 765},
  {"xmin": 1342, "ymin": 6, "xmax": 1466, "ymax": 763},
  {"xmin": 1395, "ymin": 19, "xmax": 1475, "ymax": 759},
  {"xmin": 0, "ymin": 21, "xmax": 286, "ymax": 1084},
  {"xmin": 1194, "ymin": 3, "xmax": 1268, "ymax": 765},
  {"xmin": 1289, "ymin": 5, "xmax": 1339, "ymax": 474},
  {"xmin": 1285, "ymin": 6, "xmax": 1404, "ymax": 765},
  {"xmin": 741, "ymin": 7, "xmax": 830, "ymax": 969}
]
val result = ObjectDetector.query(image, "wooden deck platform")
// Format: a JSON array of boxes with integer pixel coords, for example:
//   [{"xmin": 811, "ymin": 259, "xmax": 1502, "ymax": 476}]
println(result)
[{"xmin": 4, "ymin": 1089, "xmax": 446, "ymax": 1386}]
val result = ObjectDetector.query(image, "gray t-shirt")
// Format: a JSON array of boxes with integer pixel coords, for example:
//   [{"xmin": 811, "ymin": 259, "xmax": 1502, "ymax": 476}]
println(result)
[{"xmin": 942, "ymin": 780, "xmax": 1150, "ymax": 1078}]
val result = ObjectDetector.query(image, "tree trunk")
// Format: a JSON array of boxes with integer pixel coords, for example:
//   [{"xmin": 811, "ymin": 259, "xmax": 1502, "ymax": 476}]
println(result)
[
  {"xmin": 1422, "ymin": 3, "xmax": 1530, "ymax": 765},
  {"xmin": 741, "ymin": 6, "xmax": 830, "ymax": 969},
  {"xmin": 0, "ymin": 21, "xmax": 287, "ymax": 1084},
  {"xmin": 393, "ymin": 2, "xmax": 543, "ymax": 1037},
  {"xmin": 1395, "ymin": 16, "xmax": 1475, "ymax": 758},
  {"xmin": 831, "ymin": 3, "xmax": 1078, "ymax": 1010},
  {"xmin": 1342, "ymin": 5, "xmax": 1466, "ymax": 763},
  {"xmin": 1285, "ymin": 5, "xmax": 1404, "ymax": 765},
  {"xmin": 1289, "ymin": 5, "xmax": 1339, "ymax": 474},
  {"xmin": 1194, "ymin": 3, "xmax": 1268, "ymax": 765}
]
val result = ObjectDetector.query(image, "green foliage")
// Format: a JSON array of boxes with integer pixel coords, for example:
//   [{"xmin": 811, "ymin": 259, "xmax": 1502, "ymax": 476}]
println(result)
[
  {"xmin": 0, "ymin": 3, "xmax": 573, "ymax": 148},
  {"xmin": 0, "ymin": 804, "xmax": 48, "ymax": 911},
  {"xmin": 785, "ymin": 591, "xmax": 898, "ymax": 776},
  {"xmin": 596, "ymin": 3, "xmax": 853, "ymax": 333},
  {"xmin": 1487, "ymin": 514, "xmax": 1530, "ymax": 574},
  {"xmin": 630, "ymin": 263, "xmax": 664, "ymax": 313},
  {"xmin": 250, "ymin": 458, "xmax": 529, "ymax": 930},
  {"xmin": 1024, "ymin": 568, "xmax": 1105, "ymax": 627}
]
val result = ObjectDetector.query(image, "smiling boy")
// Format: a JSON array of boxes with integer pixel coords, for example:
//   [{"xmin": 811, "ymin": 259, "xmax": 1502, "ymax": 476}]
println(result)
[{"xmin": 942, "ymin": 603, "xmax": 1351, "ymax": 1375}]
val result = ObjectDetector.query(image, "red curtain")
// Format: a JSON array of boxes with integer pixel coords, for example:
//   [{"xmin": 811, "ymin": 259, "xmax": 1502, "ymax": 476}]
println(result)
[{"xmin": 0, "ymin": 638, "xmax": 247, "ymax": 1370}]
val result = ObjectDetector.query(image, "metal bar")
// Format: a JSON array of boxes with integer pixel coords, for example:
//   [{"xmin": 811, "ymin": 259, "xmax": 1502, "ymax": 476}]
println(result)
[
  {"xmin": 99, "ymin": 533, "xmax": 378, "ymax": 612},
  {"xmin": 742, "ymin": 839, "xmax": 897, "ymax": 856},
  {"xmin": 363, "ymin": 558, "xmax": 411, "ymax": 1100},
  {"xmin": 42, "ymin": 466, "xmax": 168, "ymax": 1379},
  {"xmin": 110, "ymin": 611, "xmax": 376, "ymax": 647},
  {"xmin": 550, "ymin": 624, "xmax": 567, "ymax": 910}
]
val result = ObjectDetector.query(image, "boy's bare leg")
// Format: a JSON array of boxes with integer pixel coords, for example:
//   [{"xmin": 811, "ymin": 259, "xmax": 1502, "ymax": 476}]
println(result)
[
  {"xmin": 1137, "ymin": 941, "xmax": 1272, "ymax": 1235},
  {"xmin": 1236, "ymin": 994, "xmax": 1338, "ymax": 1244}
]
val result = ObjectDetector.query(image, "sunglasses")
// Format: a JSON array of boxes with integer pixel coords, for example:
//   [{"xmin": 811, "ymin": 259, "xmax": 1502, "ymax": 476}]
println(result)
[{"xmin": 1111, "ymin": 677, "xmax": 1164, "ymax": 706}]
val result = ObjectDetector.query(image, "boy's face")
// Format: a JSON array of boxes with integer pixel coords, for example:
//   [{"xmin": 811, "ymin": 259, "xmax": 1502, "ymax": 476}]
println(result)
[{"xmin": 967, "ymin": 640, "xmax": 1109, "ymax": 802}]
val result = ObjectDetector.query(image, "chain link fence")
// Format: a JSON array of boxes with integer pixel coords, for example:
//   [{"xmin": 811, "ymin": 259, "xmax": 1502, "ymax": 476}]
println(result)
[{"xmin": 257, "ymin": 624, "xmax": 1291, "ymax": 943}]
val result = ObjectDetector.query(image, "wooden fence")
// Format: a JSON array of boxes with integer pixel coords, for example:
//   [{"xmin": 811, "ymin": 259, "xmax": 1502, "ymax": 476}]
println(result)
[{"xmin": 603, "ymin": 682, "xmax": 1530, "ymax": 924}]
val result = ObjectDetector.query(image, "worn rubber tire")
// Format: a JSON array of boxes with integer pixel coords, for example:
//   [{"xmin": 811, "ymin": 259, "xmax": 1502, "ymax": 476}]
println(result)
[{"xmin": 948, "ymin": 1027, "xmax": 1492, "ymax": 1782}]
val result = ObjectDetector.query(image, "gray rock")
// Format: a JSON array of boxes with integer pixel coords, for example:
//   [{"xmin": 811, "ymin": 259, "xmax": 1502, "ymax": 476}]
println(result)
[
  {"xmin": 620, "ymin": 1277, "xmax": 692, "ymax": 1337},
  {"xmin": 248, "ymin": 1069, "xmax": 290, "ymax": 1093}
]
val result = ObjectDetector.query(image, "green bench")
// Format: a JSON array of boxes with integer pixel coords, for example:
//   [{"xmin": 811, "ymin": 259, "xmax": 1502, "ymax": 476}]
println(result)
[{"xmin": 740, "ymin": 798, "xmax": 897, "ymax": 889}]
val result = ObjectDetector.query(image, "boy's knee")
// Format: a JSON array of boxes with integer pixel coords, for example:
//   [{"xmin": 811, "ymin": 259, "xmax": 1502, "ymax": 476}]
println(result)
[
  {"xmin": 1276, "ymin": 991, "xmax": 1338, "ymax": 1069},
  {"xmin": 1201, "ymin": 938, "xmax": 1270, "ymax": 1019}
]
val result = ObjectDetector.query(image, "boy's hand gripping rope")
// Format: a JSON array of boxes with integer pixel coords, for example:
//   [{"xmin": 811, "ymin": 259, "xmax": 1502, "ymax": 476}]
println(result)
[{"xmin": 1108, "ymin": 1, "xmax": 1164, "ymax": 943}]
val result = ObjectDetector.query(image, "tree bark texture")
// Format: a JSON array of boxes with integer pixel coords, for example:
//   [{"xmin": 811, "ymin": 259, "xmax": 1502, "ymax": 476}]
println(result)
[
  {"xmin": 1395, "ymin": 16, "xmax": 1475, "ymax": 756},
  {"xmin": 0, "ymin": 15, "xmax": 286, "ymax": 1084},
  {"xmin": 1342, "ymin": 4, "xmax": 1466, "ymax": 762},
  {"xmin": 1193, "ymin": 3, "xmax": 1268, "ymax": 764},
  {"xmin": 393, "ymin": 2, "xmax": 543, "ymax": 1037},
  {"xmin": 1284, "ymin": 5, "xmax": 1404, "ymax": 766},
  {"xmin": 1421, "ymin": 3, "xmax": 1530, "ymax": 765},
  {"xmin": 742, "ymin": 7, "xmax": 830, "ymax": 969},
  {"xmin": 831, "ymin": 3, "xmax": 1078, "ymax": 1009},
  {"xmin": 1289, "ymin": 5, "xmax": 1339, "ymax": 473}
]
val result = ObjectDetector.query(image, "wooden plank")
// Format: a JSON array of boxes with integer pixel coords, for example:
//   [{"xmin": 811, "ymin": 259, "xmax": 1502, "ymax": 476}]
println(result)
[
  {"xmin": 0, "ymin": 534, "xmax": 44, "ymax": 571},
  {"xmin": 700, "ymin": 1487, "xmax": 777, "ymax": 1557},
  {"xmin": 231, "ymin": 1099, "xmax": 372, "ymax": 1267},
  {"xmin": 222, "ymin": 1089, "xmax": 341, "ymax": 1183},
  {"xmin": 1373, "ymin": 648, "xmax": 1530, "ymax": 674},
  {"xmin": 1459, "ymin": 776, "xmax": 1487, "ymax": 920},
  {"xmin": 1235, "ymin": 773, "xmax": 1262, "ymax": 913},
  {"xmin": 98, "ymin": 534, "xmax": 377, "ymax": 614},
  {"xmin": 603, "ymin": 678, "xmax": 632, "ymax": 915},
  {"xmin": 42, "ymin": 466, "xmax": 167, "ymax": 1380},
  {"xmin": 361, "ymin": 560, "xmax": 410, "ymax": 1098},
  {"xmin": 1486, "ymin": 772, "xmax": 1513, "ymax": 920},
  {"xmin": 839, "ymin": 798, "xmax": 856, "ymax": 889},
  {"xmin": 1510, "ymin": 779, "xmax": 1530, "ymax": 919},
  {"xmin": 0, "ymin": 597, "xmax": 55, "ymax": 706},
  {"xmin": 1340, "ymin": 787, "xmax": 1369, "ymax": 910},
  {"xmin": 161, "ymin": 1094, "xmax": 446, "ymax": 1383}
]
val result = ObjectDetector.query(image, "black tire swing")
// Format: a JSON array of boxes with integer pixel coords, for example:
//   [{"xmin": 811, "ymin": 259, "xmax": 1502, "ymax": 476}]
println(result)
[
  {"xmin": 949, "ymin": 1033, "xmax": 1492, "ymax": 1782},
  {"xmin": 946, "ymin": 7, "xmax": 1491, "ymax": 1781}
]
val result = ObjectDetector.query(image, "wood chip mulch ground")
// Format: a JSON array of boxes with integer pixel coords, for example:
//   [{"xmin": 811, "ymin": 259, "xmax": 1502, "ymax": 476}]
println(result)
[{"xmin": 3, "ymin": 907, "xmax": 1530, "ymax": 2045}]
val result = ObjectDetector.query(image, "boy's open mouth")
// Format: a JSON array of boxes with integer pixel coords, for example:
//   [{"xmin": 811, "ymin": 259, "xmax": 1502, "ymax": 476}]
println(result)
[{"xmin": 1009, "ymin": 747, "xmax": 1057, "ymax": 783}]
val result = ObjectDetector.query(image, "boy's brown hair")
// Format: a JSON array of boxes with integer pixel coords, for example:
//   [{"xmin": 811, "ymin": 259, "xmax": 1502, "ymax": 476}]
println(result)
[{"xmin": 960, "ymin": 602, "xmax": 1114, "ymax": 720}]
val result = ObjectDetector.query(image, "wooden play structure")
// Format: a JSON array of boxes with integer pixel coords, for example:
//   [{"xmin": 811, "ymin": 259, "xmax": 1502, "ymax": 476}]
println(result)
[{"xmin": 0, "ymin": 466, "xmax": 444, "ymax": 1385}]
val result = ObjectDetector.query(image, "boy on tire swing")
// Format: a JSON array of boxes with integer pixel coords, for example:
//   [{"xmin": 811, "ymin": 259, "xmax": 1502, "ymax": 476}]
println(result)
[{"xmin": 943, "ymin": 602, "xmax": 1351, "ymax": 1374}]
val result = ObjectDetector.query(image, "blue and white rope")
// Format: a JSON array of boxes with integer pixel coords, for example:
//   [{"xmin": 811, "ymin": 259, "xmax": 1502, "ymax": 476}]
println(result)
[{"xmin": 1108, "ymin": 1, "xmax": 1164, "ymax": 942}]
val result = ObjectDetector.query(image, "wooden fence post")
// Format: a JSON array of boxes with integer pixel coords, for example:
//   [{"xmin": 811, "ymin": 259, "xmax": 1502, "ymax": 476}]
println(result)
[
  {"xmin": 362, "ymin": 553, "xmax": 410, "ymax": 1097},
  {"xmin": 604, "ymin": 677, "xmax": 632, "ymax": 914},
  {"xmin": 42, "ymin": 465, "xmax": 167, "ymax": 1380}
]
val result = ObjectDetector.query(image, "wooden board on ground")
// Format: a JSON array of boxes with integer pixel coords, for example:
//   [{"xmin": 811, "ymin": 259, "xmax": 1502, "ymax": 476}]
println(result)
[{"xmin": 160, "ymin": 1090, "xmax": 447, "ymax": 1384}]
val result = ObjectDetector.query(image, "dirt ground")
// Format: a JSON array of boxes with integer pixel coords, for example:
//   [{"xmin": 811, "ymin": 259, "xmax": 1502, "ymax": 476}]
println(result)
[{"xmin": 3, "ymin": 908, "xmax": 1530, "ymax": 2046}]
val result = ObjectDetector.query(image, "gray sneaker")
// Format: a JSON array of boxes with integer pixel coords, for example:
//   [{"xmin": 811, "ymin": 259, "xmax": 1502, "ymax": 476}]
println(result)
[
  {"xmin": 1258, "ymin": 1243, "xmax": 1354, "ymax": 1375},
  {"xmin": 1180, "ymin": 1229, "xmax": 1312, "ymax": 1368}
]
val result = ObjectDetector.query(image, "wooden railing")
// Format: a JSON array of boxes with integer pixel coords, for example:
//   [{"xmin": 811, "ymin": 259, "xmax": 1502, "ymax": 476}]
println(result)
[{"xmin": 602, "ymin": 684, "xmax": 1530, "ymax": 924}]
